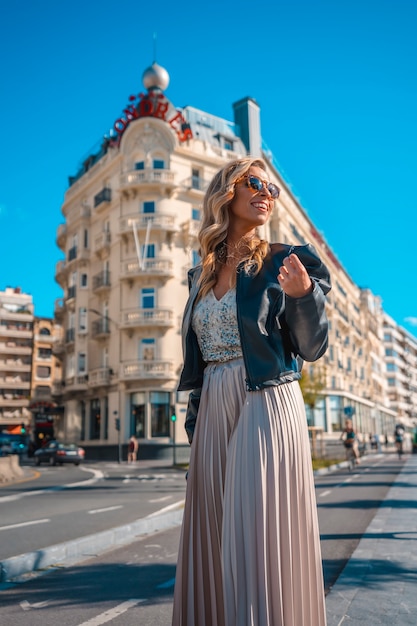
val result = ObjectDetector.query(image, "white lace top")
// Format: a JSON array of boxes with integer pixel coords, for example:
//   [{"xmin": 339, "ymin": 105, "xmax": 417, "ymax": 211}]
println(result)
[{"xmin": 191, "ymin": 288, "xmax": 243, "ymax": 363}]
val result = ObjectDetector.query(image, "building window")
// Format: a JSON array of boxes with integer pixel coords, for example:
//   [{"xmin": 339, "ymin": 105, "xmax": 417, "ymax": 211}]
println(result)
[
  {"xmin": 38, "ymin": 347, "xmax": 52, "ymax": 359},
  {"xmin": 78, "ymin": 352, "xmax": 86, "ymax": 373},
  {"xmin": 192, "ymin": 208, "xmax": 201, "ymax": 221},
  {"xmin": 140, "ymin": 338, "xmax": 155, "ymax": 361},
  {"xmin": 150, "ymin": 391, "xmax": 170, "ymax": 437},
  {"xmin": 135, "ymin": 161, "xmax": 145, "ymax": 170},
  {"xmin": 39, "ymin": 327, "xmax": 51, "ymax": 336},
  {"xmin": 90, "ymin": 399, "xmax": 101, "ymax": 440},
  {"xmin": 79, "ymin": 307, "xmax": 87, "ymax": 332},
  {"xmin": 131, "ymin": 391, "xmax": 146, "ymax": 438},
  {"xmin": 153, "ymin": 159, "xmax": 164, "ymax": 169},
  {"xmin": 84, "ymin": 229, "xmax": 89, "ymax": 248},
  {"xmin": 80, "ymin": 273, "xmax": 88, "ymax": 288},
  {"xmin": 191, "ymin": 168, "xmax": 201, "ymax": 190},
  {"xmin": 191, "ymin": 250, "xmax": 201, "ymax": 267},
  {"xmin": 36, "ymin": 365, "xmax": 51, "ymax": 379},
  {"xmin": 143, "ymin": 201, "xmax": 155, "ymax": 214},
  {"xmin": 141, "ymin": 288, "xmax": 155, "ymax": 309}
]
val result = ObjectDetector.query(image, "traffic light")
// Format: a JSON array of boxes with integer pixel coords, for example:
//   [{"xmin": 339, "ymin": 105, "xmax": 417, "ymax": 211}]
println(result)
[
  {"xmin": 170, "ymin": 406, "xmax": 176, "ymax": 422},
  {"xmin": 20, "ymin": 423, "xmax": 26, "ymax": 434},
  {"xmin": 115, "ymin": 418, "xmax": 120, "ymax": 431}
]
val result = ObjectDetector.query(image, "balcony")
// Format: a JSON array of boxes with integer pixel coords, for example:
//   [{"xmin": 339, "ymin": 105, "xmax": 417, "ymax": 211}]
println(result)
[
  {"xmin": 66, "ymin": 285, "xmax": 76, "ymax": 302},
  {"xmin": 0, "ymin": 343, "xmax": 32, "ymax": 356},
  {"xmin": 32, "ymin": 387, "xmax": 53, "ymax": 400},
  {"xmin": 120, "ymin": 359, "xmax": 174, "ymax": 381},
  {"xmin": 94, "ymin": 187, "xmax": 112, "ymax": 210},
  {"xmin": 0, "ymin": 379, "xmax": 31, "ymax": 390},
  {"xmin": 91, "ymin": 319, "xmax": 111, "ymax": 339},
  {"xmin": 0, "ymin": 326, "xmax": 32, "ymax": 340},
  {"xmin": 65, "ymin": 374, "xmax": 89, "ymax": 392},
  {"xmin": 119, "ymin": 213, "xmax": 177, "ymax": 236},
  {"xmin": 0, "ymin": 396, "xmax": 30, "ymax": 408},
  {"xmin": 120, "ymin": 258, "xmax": 174, "ymax": 281},
  {"xmin": 94, "ymin": 231, "xmax": 111, "ymax": 257},
  {"xmin": 89, "ymin": 367, "xmax": 112, "ymax": 387},
  {"xmin": 56, "ymin": 223, "xmax": 67, "ymax": 249},
  {"xmin": 55, "ymin": 260, "xmax": 67, "ymax": 286},
  {"xmin": 120, "ymin": 308, "xmax": 174, "ymax": 330},
  {"xmin": 52, "ymin": 380, "xmax": 64, "ymax": 396},
  {"xmin": 119, "ymin": 168, "xmax": 175, "ymax": 195},
  {"xmin": 54, "ymin": 297, "xmax": 65, "ymax": 320},
  {"xmin": 92, "ymin": 270, "xmax": 111, "ymax": 293},
  {"xmin": 65, "ymin": 328, "xmax": 75, "ymax": 344},
  {"xmin": 182, "ymin": 175, "xmax": 211, "ymax": 197},
  {"xmin": 0, "ymin": 360, "xmax": 31, "ymax": 373},
  {"xmin": 52, "ymin": 339, "xmax": 65, "ymax": 356}
]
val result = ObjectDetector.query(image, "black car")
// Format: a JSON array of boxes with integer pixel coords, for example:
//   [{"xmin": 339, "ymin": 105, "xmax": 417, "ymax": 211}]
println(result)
[{"xmin": 34, "ymin": 441, "xmax": 85, "ymax": 466}]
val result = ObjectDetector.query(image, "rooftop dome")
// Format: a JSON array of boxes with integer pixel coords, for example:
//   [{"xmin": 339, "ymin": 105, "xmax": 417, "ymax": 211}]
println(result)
[{"xmin": 142, "ymin": 62, "xmax": 170, "ymax": 91}]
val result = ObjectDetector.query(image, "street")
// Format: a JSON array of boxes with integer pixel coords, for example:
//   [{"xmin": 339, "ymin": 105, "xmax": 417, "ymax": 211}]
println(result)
[{"xmin": 0, "ymin": 453, "xmax": 406, "ymax": 625}]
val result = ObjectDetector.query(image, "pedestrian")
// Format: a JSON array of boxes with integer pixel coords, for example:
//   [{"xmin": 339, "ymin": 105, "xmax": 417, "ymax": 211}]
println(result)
[
  {"xmin": 341, "ymin": 419, "xmax": 360, "ymax": 462},
  {"xmin": 127, "ymin": 435, "xmax": 138, "ymax": 463},
  {"xmin": 172, "ymin": 157, "xmax": 331, "ymax": 626}
]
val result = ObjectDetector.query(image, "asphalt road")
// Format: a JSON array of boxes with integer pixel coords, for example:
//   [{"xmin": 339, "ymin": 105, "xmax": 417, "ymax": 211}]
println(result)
[{"xmin": 0, "ymin": 452, "xmax": 406, "ymax": 625}]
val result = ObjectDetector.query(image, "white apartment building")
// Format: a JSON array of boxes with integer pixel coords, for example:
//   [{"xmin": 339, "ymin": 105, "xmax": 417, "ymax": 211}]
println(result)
[
  {"xmin": 53, "ymin": 61, "xmax": 399, "ymax": 456},
  {"xmin": 0, "ymin": 287, "xmax": 34, "ymax": 430},
  {"xmin": 383, "ymin": 313, "xmax": 417, "ymax": 427}
]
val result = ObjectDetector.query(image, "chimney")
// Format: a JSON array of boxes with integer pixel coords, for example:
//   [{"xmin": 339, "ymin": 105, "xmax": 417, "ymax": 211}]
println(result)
[{"xmin": 233, "ymin": 97, "xmax": 261, "ymax": 156}]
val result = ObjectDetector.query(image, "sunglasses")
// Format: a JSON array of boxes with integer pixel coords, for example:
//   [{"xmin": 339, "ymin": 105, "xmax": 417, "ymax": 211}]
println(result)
[{"xmin": 239, "ymin": 175, "xmax": 280, "ymax": 199}]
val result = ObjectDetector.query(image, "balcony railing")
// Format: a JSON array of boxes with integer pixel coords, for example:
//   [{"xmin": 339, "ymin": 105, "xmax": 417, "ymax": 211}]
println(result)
[
  {"xmin": 65, "ymin": 374, "xmax": 89, "ymax": 391},
  {"xmin": 67, "ymin": 285, "xmax": 76, "ymax": 301},
  {"xmin": 119, "ymin": 213, "xmax": 177, "ymax": 235},
  {"xmin": 92, "ymin": 270, "xmax": 111, "ymax": 291},
  {"xmin": 89, "ymin": 367, "xmax": 111, "ymax": 387},
  {"xmin": 120, "ymin": 359, "xmax": 174, "ymax": 381},
  {"xmin": 120, "ymin": 258, "xmax": 174, "ymax": 280},
  {"xmin": 119, "ymin": 168, "xmax": 175, "ymax": 190},
  {"xmin": 120, "ymin": 308, "xmax": 174, "ymax": 329},
  {"xmin": 65, "ymin": 328, "xmax": 75, "ymax": 344},
  {"xmin": 91, "ymin": 319, "xmax": 111, "ymax": 339},
  {"xmin": 0, "ymin": 343, "xmax": 32, "ymax": 355},
  {"xmin": 94, "ymin": 187, "xmax": 112, "ymax": 208},
  {"xmin": 94, "ymin": 231, "xmax": 111, "ymax": 254},
  {"xmin": 56, "ymin": 223, "xmax": 67, "ymax": 248}
]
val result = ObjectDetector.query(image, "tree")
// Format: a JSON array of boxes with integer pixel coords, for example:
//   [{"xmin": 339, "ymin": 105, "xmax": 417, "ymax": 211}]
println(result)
[{"xmin": 299, "ymin": 366, "xmax": 326, "ymax": 414}]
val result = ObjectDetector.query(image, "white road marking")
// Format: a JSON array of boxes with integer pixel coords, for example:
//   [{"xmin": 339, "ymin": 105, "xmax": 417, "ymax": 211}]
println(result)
[
  {"xmin": 0, "ymin": 518, "xmax": 50, "ymax": 531},
  {"xmin": 76, "ymin": 599, "xmax": 144, "ymax": 625},
  {"xmin": 88, "ymin": 505, "xmax": 123, "ymax": 515},
  {"xmin": 146, "ymin": 500, "xmax": 184, "ymax": 518},
  {"xmin": 319, "ymin": 490, "xmax": 331, "ymax": 498},
  {"xmin": 149, "ymin": 495, "xmax": 172, "ymax": 503},
  {"xmin": 20, "ymin": 599, "xmax": 50, "ymax": 610}
]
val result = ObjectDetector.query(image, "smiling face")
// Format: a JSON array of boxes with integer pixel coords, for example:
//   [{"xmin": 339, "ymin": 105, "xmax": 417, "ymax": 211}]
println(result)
[{"xmin": 228, "ymin": 165, "xmax": 275, "ymax": 237}]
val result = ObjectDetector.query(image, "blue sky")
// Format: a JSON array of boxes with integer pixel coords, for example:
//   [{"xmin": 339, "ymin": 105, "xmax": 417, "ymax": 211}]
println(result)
[{"xmin": 1, "ymin": 0, "xmax": 416, "ymax": 338}]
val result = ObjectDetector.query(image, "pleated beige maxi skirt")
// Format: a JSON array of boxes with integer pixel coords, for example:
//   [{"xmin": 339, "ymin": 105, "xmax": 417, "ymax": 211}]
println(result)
[{"xmin": 172, "ymin": 358, "xmax": 326, "ymax": 626}]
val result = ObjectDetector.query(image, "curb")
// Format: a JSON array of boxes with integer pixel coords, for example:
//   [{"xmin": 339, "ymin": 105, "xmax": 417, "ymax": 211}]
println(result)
[{"xmin": 0, "ymin": 503, "xmax": 184, "ymax": 583}]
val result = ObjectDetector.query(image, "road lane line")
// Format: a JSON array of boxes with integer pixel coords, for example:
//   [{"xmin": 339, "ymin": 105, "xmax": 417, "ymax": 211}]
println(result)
[
  {"xmin": 319, "ymin": 490, "xmax": 331, "ymax": 498},
  {"xmin": 0, "ymin": 518, "xmax": 50, "ymax": 531},
  {"xmin": 88, "ymin": 505, "xmax": 123, "ymax": 515},
  {"xmin": 76, "ymin": 599, "xmax": 144, "ymax": 625},
  {"xmin": 146, "ymin": 499, "xmax": 184, "ymax": 517},
  {"xmin": 149, "ymin": 495, "xmax": 172, "ymax": 503}
]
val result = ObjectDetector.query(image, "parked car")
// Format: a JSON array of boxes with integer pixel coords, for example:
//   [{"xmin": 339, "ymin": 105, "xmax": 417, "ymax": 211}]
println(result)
[{"xmin": 34, "ymin": 441, "xmax": 85, "ymax": 466}]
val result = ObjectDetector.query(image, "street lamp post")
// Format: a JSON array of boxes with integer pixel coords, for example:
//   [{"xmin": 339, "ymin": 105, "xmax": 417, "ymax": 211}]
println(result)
[{"xmin": 114, "ymin": 410, "xmax": 121, "ymax": 464}]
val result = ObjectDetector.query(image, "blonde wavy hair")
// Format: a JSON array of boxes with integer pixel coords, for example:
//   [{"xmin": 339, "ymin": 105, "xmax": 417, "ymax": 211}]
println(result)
[{"xmin": 197, "ymin": 157, "xmax": 272, "ymax": 299}]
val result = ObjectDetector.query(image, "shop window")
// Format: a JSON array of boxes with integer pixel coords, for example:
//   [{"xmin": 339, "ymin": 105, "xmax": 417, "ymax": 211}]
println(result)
[
  {"xmin": 131, "ymin": 391, "xmax": 146, "ymax": 438},
  {"xmin": 150, "ymin": 391, "xmax": 170, "ymax": 437},
  {"xmin": 90, "ymin": 399, "xmax": 101, "ymax": 440}
]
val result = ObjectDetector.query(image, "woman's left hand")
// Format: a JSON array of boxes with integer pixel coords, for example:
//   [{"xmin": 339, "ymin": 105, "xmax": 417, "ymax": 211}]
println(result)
[{"xmin": 278, "ymin": 254, "xmax": 314, "ymax": 298}]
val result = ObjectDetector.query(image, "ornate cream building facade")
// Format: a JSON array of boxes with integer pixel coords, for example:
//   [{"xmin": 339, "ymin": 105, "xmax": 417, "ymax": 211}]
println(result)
[{"xmin": 52, "ymin": 61, "xmax": 410, "ymax": 455}]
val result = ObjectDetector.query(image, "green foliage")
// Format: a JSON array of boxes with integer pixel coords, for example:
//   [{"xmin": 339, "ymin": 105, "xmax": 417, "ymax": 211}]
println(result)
[{"xmin": 299, "ymin": 366, "xmax": 325, "ymax": 410}]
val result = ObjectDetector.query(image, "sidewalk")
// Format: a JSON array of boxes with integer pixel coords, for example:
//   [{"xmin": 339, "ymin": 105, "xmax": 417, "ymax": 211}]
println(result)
[{"xmin": 326, "ymin": 453, "xmax": 417, "ymax": 625}]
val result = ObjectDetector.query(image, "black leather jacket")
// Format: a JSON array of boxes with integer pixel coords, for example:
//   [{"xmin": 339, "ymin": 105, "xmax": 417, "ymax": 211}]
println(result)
[{"xmin": 178, "ymin": 243, "xmax": 331, "ymax": 443}]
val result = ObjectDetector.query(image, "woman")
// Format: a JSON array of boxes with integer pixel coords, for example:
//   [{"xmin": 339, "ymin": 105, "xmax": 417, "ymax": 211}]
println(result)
[{"xmin": 172, "ymin": 157, "xmax": 331, "ymax": 626}]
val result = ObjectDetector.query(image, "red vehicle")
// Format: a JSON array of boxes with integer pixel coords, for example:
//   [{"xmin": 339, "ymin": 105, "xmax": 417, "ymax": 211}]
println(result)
[{"xmin": 34, "ymin": 440, "xmax": 85, "ymax": 466}]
